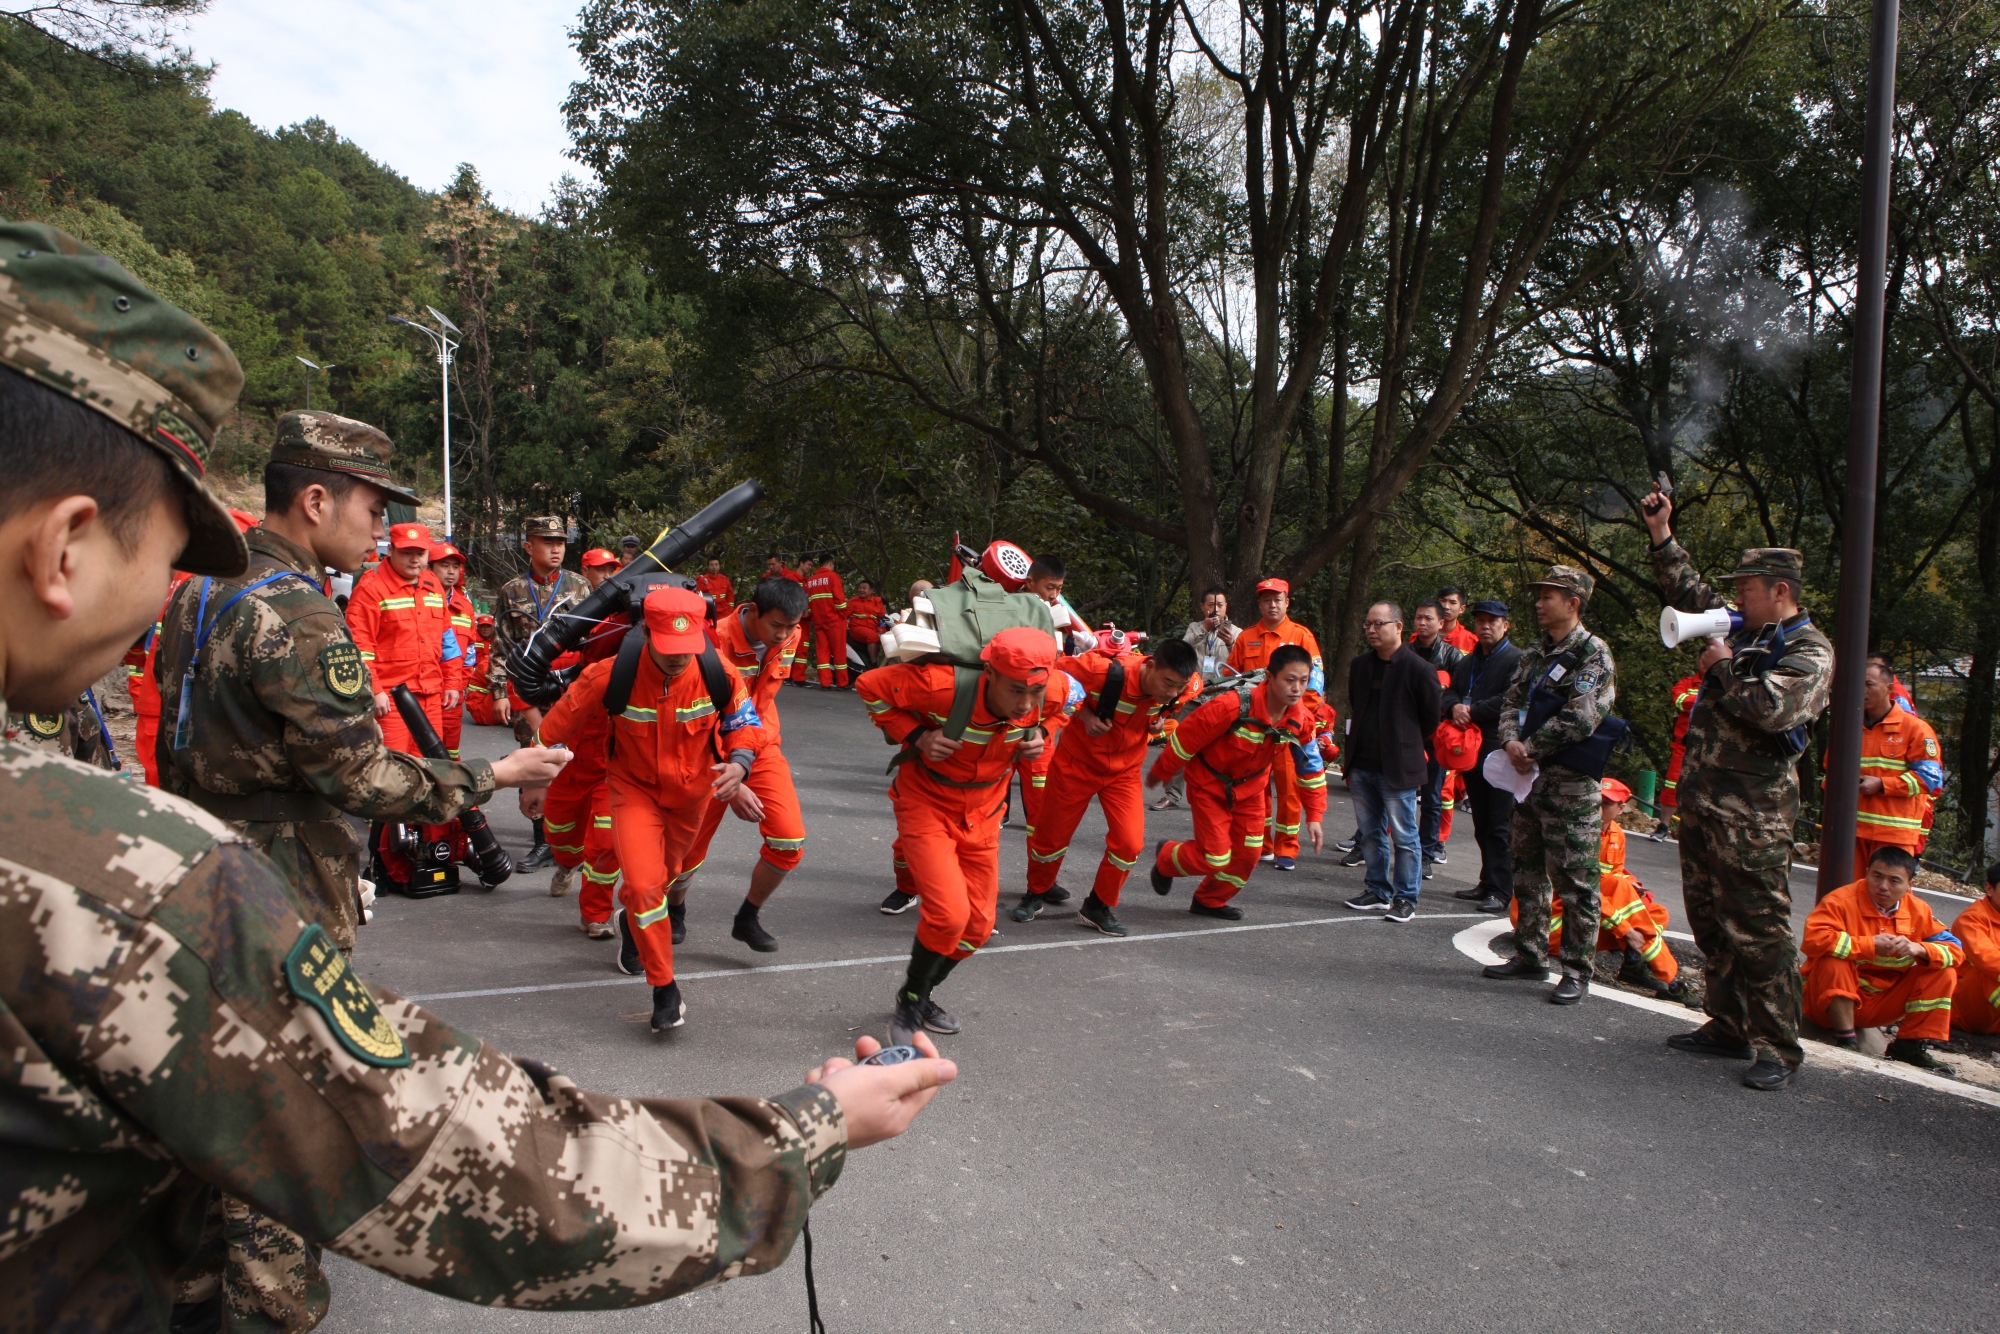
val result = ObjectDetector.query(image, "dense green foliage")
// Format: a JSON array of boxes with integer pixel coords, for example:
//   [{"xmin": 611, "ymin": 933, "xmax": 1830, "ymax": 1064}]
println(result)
[{"xmin": 4, "ymin": 4, "xmax": 1996, "ymax": 861}]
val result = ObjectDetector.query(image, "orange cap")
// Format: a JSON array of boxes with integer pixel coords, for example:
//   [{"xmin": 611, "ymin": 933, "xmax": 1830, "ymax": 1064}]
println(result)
[
  {"xmin": 429, "ymin": 541, "xmax": 464, "ymax": 564},
  {"xmin": 388, "ymin": 522, "xmax": 432, "ymax": 550},
  {"xmin": 643, "ymin": 586, "xmax": 709, "ymax": 654},
  {"xmin": 1255, "ymin": 577, "xmax": 1289, "ymax": 596},
  {"xmin": 580, "ymin": 547, "xmax": 620, "ymax": 568},
  {"xmin": 1600, "ymin": 777, "xmax": 1632, "ymax": 803},
  {"xmin": 980, "ymin": 626, "xmax": 1058, "ymax": 684}
]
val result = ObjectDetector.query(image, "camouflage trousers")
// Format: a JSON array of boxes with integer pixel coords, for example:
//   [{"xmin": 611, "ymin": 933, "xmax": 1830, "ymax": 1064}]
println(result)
[
  {"xmin": 1677, "ymin": 810, "xmax": 1803, "ymax": 1068},
  {"xmin": 1508, "ymin": 766, "xmax": 1601, "ymax": 977},
  {"xmin": 238, "ymin": 817, "xmax": 361, "ymax": 952},
  {"xmin": 174, "ymin": 1193, "xmax": 330, "ymax": 1333}
]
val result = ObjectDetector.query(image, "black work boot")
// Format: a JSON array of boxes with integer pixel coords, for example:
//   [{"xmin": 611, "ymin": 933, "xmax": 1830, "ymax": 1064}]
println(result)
[
  {"xmin": 519, "ymin": 818, "xmax": 553, "ymax": 870},
  {"xmin": 1042, "ymin": 883, "xmax": 1072, "ymax": 904},
  {"xmin": 1150, "ymin": 839, "xmax": 1174, "ymax": 895},
  {"xmin": 1011, "ymin": 891, "xmax": 1049, "ymax": 923},
  {"xmin": 1549, "ymin": 973, "xmax": 1588, "ymax": 1005},
  {"xmin": 1885, "ymin": 1038, "xmax": 1952, "ymax": 1074},
  {"xmin": 615, "ymin": 908, "xmax": 642, "ymax": 976},
  {"xmin": 731, "ymin": 901, "xmax": 778, "ymax": 953},
  {"xmin": 1482, "ymin": 956, "xmax": 1549, "ymax": 981},
  {"xmin": 1079, "ymin": 892, "xmax": 1129, "ymax": 936},
  {"xmin": 669, "ymin": 898, "xmax": 688, "ymax": 945},
  {"xmin": 1666, "ymin": 1025, "xmax": 1754, "ymax": 1060},
  {"xmin": 649, "ymin": 981, "xmax": 685, "ymax": 1031},
  {"xmin": 1741, "ymin": 1059, "xmax": 1794, "ymax": 1091}
]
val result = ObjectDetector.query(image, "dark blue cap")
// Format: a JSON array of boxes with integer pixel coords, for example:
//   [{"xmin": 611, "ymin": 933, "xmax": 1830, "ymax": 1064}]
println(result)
[{"xmin": 1472, "ymin": 599, "xmax": 1510, "ymax": 617}]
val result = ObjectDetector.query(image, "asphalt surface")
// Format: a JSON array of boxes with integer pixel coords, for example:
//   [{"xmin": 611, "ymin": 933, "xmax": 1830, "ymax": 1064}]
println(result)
[{"xmin": 322, "ymin": 686, "xmax": 1999, "ymax": 1333}]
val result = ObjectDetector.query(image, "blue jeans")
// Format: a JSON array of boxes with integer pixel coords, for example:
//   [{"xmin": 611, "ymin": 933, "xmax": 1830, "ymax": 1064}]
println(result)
[{"xmin": 1350, "ymin": 769, "xmax": 1422, "ymax": 904}]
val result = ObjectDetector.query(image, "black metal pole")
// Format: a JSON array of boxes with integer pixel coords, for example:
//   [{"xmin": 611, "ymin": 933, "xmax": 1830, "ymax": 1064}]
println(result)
[{"xmin": 1818, "ymin": 0, "xmax": 1899, "ymax": 902}]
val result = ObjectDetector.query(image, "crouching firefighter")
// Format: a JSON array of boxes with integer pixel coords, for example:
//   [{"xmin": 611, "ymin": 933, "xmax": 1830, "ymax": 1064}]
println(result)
[
  {"xmin": 539, "ymin": 585, "xmax": 766, "ymax": 1033},
  {"xmin": 859, "ymin": 627, "xmax": 1081, "ymax": 1044}
]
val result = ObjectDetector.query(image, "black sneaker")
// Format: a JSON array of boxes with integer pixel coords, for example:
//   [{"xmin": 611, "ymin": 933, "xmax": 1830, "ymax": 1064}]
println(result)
[
  {"xmin": 669, "ymin": 899, "xmax": 688, "ymax": 945},
  {"xmin": 1338, "ymin": 847, "xmax": 1366, "ymax": 868},
  {"xmin": 1079, "ymin": 892, "xmax": 1128, "ymax": 936},
  {"xmin": 1190, "ymin": 901, "xmax": 1244, "ymax": 921},
  {"xmin": 1741, "ymin": 1059, "xmax": 1794, "ymax": 1091},
  {"xmin": 1648, "ymin": 822, "xmax": 1672, "ymax": 843},
  {"xmin": 880, "ymin": 889, "xmax": 919, "ymax": 914},
  {"xmin": 1421, "ymin": 864, "xmax": 1436, "ymax": 880},
  {"xmin": 890, "ymin": 992, "xmax": 925, "ymax": 1045},
  {"xmin": 1042, "ymin": 884, "xmax": 1072, "ymax": 905},
  {"xmin": 1343, "ymin": 891, "xmax": 1392, "ymax": 912},
  {"xmin": 1334, "ymin": 837, "xmax": 1358, "ymax": 853},
  {"xmin": 920, "ymin": 997, "xmax": 961, "ymax": 1034},
  {"xmin": 1010, "ymin": 892, "xmax": 1048, "ymax": 923},
  {"xmin": 1549, "ymin": 974, "xmax": 1588, "ymax": 1005},
  {"xmin": 1666, "ymin": 1026, "xmax": 1753, "ymax": 1060},
  {"xmin": 1384, "ymin": 898, "xmax": 1416, "ymax": 923},
  {"xmin": 731, "ymin": 908, "xmax": 778, "ymax": 953},
  {"xmin": 615, "ymin": 909, "xmax": 643, "ymax": 976},
  {"xmin": 1150, "ymin": 839, "xmax": 1173, "ymax": 895},
  {"xmin": 1430, "ymin": 850, "xmax": 1448, "ymax": 866},
  {"xmin": 649, "ymin": 982, "xmax": 685, "ymax": 1031},
  {"xmin": 1885, "ymin": 1038, "xmax": 1952, "ymax": 1073}
]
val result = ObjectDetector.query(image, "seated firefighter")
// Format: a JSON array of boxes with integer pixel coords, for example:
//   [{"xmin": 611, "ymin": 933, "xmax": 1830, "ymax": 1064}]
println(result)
[
  {"xmin": 1511, "ymin": 778, "xmax": 1683, "ymax": 997},
  {"xmin": 1948, "ymin": 861, "xmax": 2000, "ymax": 1036},
  {"xmin": 1801, "ymin": 845, "xmax": 1961, "ymax": 1071}
]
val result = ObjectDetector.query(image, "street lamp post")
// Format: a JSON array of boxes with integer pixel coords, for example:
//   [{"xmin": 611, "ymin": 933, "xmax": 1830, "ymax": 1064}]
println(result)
[
  {"xmin": 295, "ymin": 356, "xmax": 336, "ymax": 410},
  {"xmin": 388, "ymin": 310, "xmax": 461, "ymax": 539}
]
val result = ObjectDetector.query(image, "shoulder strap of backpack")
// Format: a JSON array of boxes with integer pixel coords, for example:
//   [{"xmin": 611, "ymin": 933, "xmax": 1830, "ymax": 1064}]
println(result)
[
  {"xmin": 697, "ymin": 640, "xmax": 732, "ymax": 718},
  {"xmin": 943, "ymin": 664, "xmax": 983, "ymax": 740},
  {"xmin": 605, "ymin": 625, "xmax": 646, "ymax": 716},
  {"xmin": 1094, "ymin": 657, "xmax": 1126, "ymax": 724}
]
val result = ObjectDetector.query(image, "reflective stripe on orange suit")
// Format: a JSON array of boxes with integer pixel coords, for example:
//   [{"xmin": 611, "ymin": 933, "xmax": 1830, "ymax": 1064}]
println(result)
[
  {"xmin": 541, "ymin": 653, "xmax": 764, "ymax": 985},
  {"xmin": 805, "ymin": 566, "xmax": 850, "ymax": 687},
  {"xmin": 1848, "ymin": 709, "xmax": 1945, "ymax": 869},
  {"xmin": 1028, "ymin": 650, "xmax": 1198, "ymax": 905},
  {"xmin": 1508, "ymin": 828, "xmax": 1680, "ymax": 985},
  {"xmin": 1661, "ymin": 674, "xmax": 1701, "ymax": 809},
  {"xmin": 846, "ymin": 595, "xmax": 887, "ymax": 646},
  {"xmin": 1147, "ymin": 680, "xmax": 1327, "ymax": 907},
  {"xmin": 859, "ymin": 661, "xmax": 1079, "ymax": 959},
  {"xmin": 539, "ymin": 681, "xmax": 617, "ymax": 923},
  {"xmin": 346, "ymin": 563, "xmax": 460, "ymax": 756},
  {"xmin": 1801, "ymin": 880, "xmax": 1962, "ymax": 1041},
  {"xmin": 441, "ymin": 586, "xmax": 477, "ymax": 757},
  {"xmin": 676, "ymin": 608, "xmax": 809, "ymax": 880},
  {"xmin": 1227, "ymin": 617, "xmax": 1325, "ymax": 857},
  {"xmin": 1949, "ymin": 896, "xmax": 2000, "ymax": 1035}
]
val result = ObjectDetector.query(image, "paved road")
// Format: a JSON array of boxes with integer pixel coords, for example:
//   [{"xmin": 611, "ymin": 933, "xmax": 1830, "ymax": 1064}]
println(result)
[{"xmin": 323, "ymin": 687, "xmax": 1998, "ymax": 1333}]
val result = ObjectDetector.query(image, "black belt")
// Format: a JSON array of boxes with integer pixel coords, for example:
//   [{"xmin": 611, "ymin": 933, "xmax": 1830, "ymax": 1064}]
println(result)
[{"xmin": 189, "ymin": 788, "xmax": 339, "ymax": 823}]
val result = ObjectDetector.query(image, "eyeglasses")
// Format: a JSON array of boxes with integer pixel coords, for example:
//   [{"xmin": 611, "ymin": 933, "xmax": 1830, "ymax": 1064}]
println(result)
[{"xmin": 1363, "ymin": 619, "xmax": 1399, "ymax": 630}]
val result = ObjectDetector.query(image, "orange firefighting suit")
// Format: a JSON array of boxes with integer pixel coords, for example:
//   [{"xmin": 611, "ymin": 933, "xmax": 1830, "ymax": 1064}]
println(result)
[
  {"xmin": 673, "ymin": 607, "xmax": 807, "ymax": 888},
  {"xmin": 1148, "ymin": 680, "xmax": 1327, "ymax": 908},
  {"xmin": 345, "ymin": 563, "xmax": 465, "ymax": 756},
  {"xmin": 1949, "ymin": 896, "xmax": 2000, "ymax": 1034},
  {"xmin": 440, "ymin": 585, "xmax": 477, "ymax": 758},
  {"xmin": 1026, "ymin": 650, "xmax": 1198, "ymax": 906},
  {"xmin": 695, "ymin": 571, "xmax": 735, "ymax": 609},
  {"xmin": 541, "ymin": 652, "xmax": 764, "ymax": 985},
  {"xmin": 861, "ymin": 662, "xmax": 1080, "ymax": 959},
  {"xmin": 1801, "ymin": 880, "xmax": 1962, "ymax": 1042},
  {"xmin": 805, "ymin": 565, "xmax": 851, "ymax": 687},
  {"xmin": 1661, "ymin": 674, "xmax": 1702, "ymax": 811},
  {"xmin": 1851, "ymin": 708, "xmax": 1945, "ymax": 878},
  {"xmin": 540, "ymin": 685, "xmax": 620, "ymax": 927},
  {"xmin": 846, "ymin": 594, "xmax": 887, "ymax": 659},
  {"xmin": 1227, "ymin": 616, "xmax": 1326, "ymax": 859},
  {"xmin": 123, "ymin": 572, "xmax": 193, "ymax": 786},
  {"xmin": 1516, "ymin": 818, "xmax": 1678, "ymax": 984}
]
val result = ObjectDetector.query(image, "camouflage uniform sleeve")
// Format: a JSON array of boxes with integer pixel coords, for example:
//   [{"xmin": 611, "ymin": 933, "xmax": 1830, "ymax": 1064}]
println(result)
[
  {"xmin": 1651, "ymin": 538, "xmax": 1730, "ymax": 613},
  {"xmin": 490, "ymin": 578, "xmax": 526, "ymax": 686},
  {"xmin": 240, "ymin": 598, "xmax": 497, "ymax": 821},
  {"xmin": 1703, "ymin": 632, "xmax": 1832, "ymax": 737},
  {"xmin": 1521, "ymin": 636, "xmax": 1616, "ymax": 759},
  {"xmin": 3, "ymin": 762, "xmax": 844, "ymax": 1309},
  {"xmin": 1494, "ymin": 649, "xmax": 1535, "ymax": 748}
]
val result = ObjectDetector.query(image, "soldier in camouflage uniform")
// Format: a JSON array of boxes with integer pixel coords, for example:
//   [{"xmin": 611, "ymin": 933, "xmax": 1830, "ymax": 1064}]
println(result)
[
  {"xmin": 1644, "ymin": 488, "xmax": 1833, "ymax": 1090},
  {"xmin": 5, "ymin": 690, "xmax": 117, "ymax": 768},
  {"xmin": 0, "ymin": 219, "xmax": 952, "ymax": 1334},
  {"xmin": 493, "ymin": 515, "xmax": 591, "ymax": 868},
  {"xmin": 1483, "ymin": 566, "xmax": 1616, "ymax": 1004},
  {"xmin": 152, "ymin": 412, "xmax": 569, "ymax": 954}
]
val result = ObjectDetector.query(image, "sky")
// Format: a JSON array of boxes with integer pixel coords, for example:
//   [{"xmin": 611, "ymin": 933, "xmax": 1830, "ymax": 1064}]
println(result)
[{"xmin": 183, "ymin": 0, "xmax": 590, "ymax": 213}]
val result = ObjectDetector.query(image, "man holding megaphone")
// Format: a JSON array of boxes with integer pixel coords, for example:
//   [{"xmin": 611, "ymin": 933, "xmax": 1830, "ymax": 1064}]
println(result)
[{"xmin": 1641, "ymin": 484, "xmax": 1833, "ymax": 1092}]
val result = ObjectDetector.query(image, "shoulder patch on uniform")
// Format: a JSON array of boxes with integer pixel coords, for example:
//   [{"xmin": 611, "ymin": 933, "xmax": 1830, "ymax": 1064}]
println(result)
[
  {"xmin": 1924, "ymin": 736, "xmax": 1938, "ymax": 757},
  {"xmin": 318, "ymin": 643, "xmax": 367, "ymax": 699},
  {"xmin": 285, "ymin": 925, "xmax": 411, "ymax": 1067},
  {"xmin": 24, "ymin": 712, "xmax": 64, "ymax": 739}
]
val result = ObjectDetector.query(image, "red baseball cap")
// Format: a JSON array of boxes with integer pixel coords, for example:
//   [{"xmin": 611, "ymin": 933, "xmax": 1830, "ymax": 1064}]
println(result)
[
  {"xmin": 643, "ymin": 586, "xmax": 709, "ymax": 654},
  {"xmin": 388, "ymin": 522, "xmax": 432, "ymax": 550},
  {"xmin": 580, "ymin": 547, "xmax": 620, "ymax": 569},
  {"xmin": 1600, "ymin": 778, "xmax": 1633, "ymax": 803},
  {"xmin": 227, "ymin": 508, "xmax": 260, "ymax": 534},
  {"xmin": 980, "ymin": 626, "xmax": 1058, "ymax": 684},
  {"xmin": 1255, "ymin": 577, "xmax": 1289, "ymax": 596},
  {"xmin": 429, "ymin": 541, "xmax": 464, "ymax": 563}
]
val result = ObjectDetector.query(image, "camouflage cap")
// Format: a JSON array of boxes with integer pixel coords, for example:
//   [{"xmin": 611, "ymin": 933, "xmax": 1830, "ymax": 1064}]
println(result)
[
  {"xmin": 1530, "ymin": 564, "xmax": 1594, "ymax": 603},
  {"xmin": 0, "ymin": 219, "xmax": 248, "ymax": 576},
  {"xmin": 269, "ymin": 410, "xmax": 419, "ymax": 504},
  {"xmin": 523, "ymin": 516, "xmax": 567, "ymax": 539},
  {"xmin": 1729, "ymin": 548, "xmax": 1805, "ymax": 584}
]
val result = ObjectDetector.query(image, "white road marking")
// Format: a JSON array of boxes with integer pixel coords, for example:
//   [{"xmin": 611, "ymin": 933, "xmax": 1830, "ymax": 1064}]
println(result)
[
  {"xmin": 1449, "ymin": 917, "xmax": 2000, "ymax": 1110},
  {"xmin": 407, "ymin": 910, "xmax": 1490, "ymax": 1002}
]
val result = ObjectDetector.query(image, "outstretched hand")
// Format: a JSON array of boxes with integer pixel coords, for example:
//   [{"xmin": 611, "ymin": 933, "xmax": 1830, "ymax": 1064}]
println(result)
[{"xmin": 809, "ymin": 1033, "xmax": 957, "ymax": 1150}]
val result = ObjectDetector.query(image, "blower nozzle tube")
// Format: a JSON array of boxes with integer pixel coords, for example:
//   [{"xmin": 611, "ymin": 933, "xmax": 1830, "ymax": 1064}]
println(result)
[
  {"xmin": 505, "ymin": 479, "xmax": 766, "ymax": 708},
  {"xmin": 390, "ymin": 684, "xmax": 513, "ymax": 886}
]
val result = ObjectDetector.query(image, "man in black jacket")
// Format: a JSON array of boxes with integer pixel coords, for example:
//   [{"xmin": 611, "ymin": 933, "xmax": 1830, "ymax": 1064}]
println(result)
[
  {"xmin": 1443, "ymin": 601, "xmax": 1520, "ymax": 914},
  {"xmin": 1340, "ymin": 601, "xmax": 1444, "ymax": 922},
  {"xmin": 1409, "ymin": 599, "xmax": 1467, "ymax": 870}
]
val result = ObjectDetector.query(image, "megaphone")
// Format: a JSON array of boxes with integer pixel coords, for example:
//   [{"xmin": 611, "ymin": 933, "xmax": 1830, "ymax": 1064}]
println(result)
[{"xmin": 1660, "ymin": 606, "xmax": 1742, "ymax": 648}]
